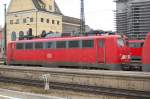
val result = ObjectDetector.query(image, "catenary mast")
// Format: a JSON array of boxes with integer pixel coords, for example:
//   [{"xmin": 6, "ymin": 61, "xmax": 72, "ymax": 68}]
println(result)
[{"xmin": 80, "ymin": 0, "xmax": 85, "ymax": 35}]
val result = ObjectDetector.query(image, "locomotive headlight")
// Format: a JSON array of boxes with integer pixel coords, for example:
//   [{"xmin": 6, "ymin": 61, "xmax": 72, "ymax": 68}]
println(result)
[
  {"xmin": 121, "ymin": 55, "xmax": 126, "ymax": 60},
  {"xmin": 121, "ymin": 55, "xmax": 128, "ymax": 60},
  {"xmin": 121, "ymin": 55, "xmax": 130, "ymax": 60},
  {"xmin": 128, "ymin": 55, "xmax": 131, "ymax": 59}
]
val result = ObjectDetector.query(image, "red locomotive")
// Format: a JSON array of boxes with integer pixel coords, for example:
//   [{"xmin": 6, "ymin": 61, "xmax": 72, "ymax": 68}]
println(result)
[
  {"xmin": 7, "ymin": 35, "xmax": 130, "ymax": 70},
  {"xmin": 128, "ymin": 40, "xmax": 144, "ymax": 61},
  {"xmin": 142, "ymin": 33, "xmax": 150, "ymax": 72}
]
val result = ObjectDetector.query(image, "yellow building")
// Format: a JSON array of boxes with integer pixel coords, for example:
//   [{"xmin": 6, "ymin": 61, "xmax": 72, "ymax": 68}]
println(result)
[
  {"xmin": 6, "ymin": 0, "xmax": 91, "ymax": 42},
  {"xmin": 7, "ymin": 0, "xmax": 63, "ymax": 42}
]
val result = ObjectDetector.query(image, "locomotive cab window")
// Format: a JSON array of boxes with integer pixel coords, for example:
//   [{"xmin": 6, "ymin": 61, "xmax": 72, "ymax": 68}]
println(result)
[
  {"xmin": 117, "ymin": 38, "xmax": 124, "ymax": 47},
  {"xmin": 82, "ymin": 40, "xmax": 94, "ymax": 48},
  {"xmin": 141, "ymin": 42, "xmax": 144, "ymax": 47},
  {"xmin": 35, "ymin": 42, "xmax": 43, "ymax": 49},
  {"xmin": 25, "ymin": 43, "xmax": 33, "ymax": 49},
  {"xmin": 56, "ymin": 41, "xmax": 66, "ymax": 48},
  {"xmin": 129, "ymin": 42, "xmax": 144, "ymax": 48},
  {"xmin": 69, "ymin": 40, "xmax": 80, "ymax": 48},
  {"xmin": 16, "ymin": 43, "xmax": 24, "ymax": 50},
  {"xmin": 128, "ymin": 43, "xmax": 134, "ymax": 48}
]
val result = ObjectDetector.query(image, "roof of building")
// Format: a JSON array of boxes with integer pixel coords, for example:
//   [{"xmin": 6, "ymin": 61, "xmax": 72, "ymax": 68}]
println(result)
[
  {"xmin": 34, "ymin": 0, "xmax": 81, "ymax": 24},
  {"xmin": 54, "ymin": 1, "xmax": 62, "ymax": 15},
  {"xmin": 32, "ymin": 0, "xmax": 62, "ymax": 15},
  {"xmin": 32, "ymin": 0, "xmax": 80, "ymax": 24},
  {"xmin": 62, "ymin": 16, "xmax": 80, "ymax": 25}
]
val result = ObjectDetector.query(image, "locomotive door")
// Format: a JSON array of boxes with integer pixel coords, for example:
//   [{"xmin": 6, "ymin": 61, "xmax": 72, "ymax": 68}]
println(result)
[{"xmin": 97, "ymin": 39, "xmax": 105, "ymax": 63}]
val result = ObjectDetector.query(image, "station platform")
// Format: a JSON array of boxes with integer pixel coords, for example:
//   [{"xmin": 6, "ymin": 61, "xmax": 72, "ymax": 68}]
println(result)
[
  {"xmin": 0, "ymin": 88, "xmax": 65, "ymax": 99},
  {"xmin": 0, "ymin": 65, "xmax": 149, "ymax": 92}
]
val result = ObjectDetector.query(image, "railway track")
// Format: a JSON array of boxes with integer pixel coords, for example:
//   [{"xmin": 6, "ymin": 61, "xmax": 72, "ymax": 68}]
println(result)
[{"xmin": 0, "ymin": 77, "xmax": 150, "ymax": 99}]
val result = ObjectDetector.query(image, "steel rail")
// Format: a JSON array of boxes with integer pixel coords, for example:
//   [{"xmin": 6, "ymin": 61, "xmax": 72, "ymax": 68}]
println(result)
[{"xmin": 0, "ymin": 77, "xmax": 149, "ymax": 99}]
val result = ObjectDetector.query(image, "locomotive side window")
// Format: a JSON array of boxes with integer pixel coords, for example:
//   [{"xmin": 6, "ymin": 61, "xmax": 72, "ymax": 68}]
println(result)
[
  {"xmin": 25, "ymin": 43, "xmax": 33, "ymax": 49},
  {"xmin": 56, "ymin": 41, "xmax": 66, "ymax": 48},
  {"xmin": 35, "ymin": 42, "xmax": 43, "ymax": 49},
  {"xmin": 129, "ymin": 42, "xmax": 144, "ymax": 48},
  {"xmin": 46, "ymin": 42, "xmax": 55, "ymax": 48},
  {"xmin": 68, "ymin": 40, "xmax": 80, "ymax": 48},
  {"xmin": 117, "ymin": 38, "xmax": 124, "ymax": 47},
  {"xmin": 99, "ymin": 40, "xmax": 104, "ymax": 48},
  {"xmin": 128, "ymin": 43, "xmax": 134, "ymax": 48},
  {"xmin": 16, "ymin": 43, "xmax": 24, "ymax": 50},
  {"xmin": 82, "ymin": 40, "xmax": 94, "ymax": 48}
]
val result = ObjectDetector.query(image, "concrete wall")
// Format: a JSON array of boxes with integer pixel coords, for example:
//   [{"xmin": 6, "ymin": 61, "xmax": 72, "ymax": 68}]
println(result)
[{"xmin": 0, "ymin": 66, "xmax": 150, "ymax": 92}]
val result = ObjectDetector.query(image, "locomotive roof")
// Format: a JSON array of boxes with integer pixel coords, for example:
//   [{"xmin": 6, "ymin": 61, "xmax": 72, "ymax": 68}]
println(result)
[{"xmin": 11, "ymin": 35, "xmax": 121, "ymax": 43}]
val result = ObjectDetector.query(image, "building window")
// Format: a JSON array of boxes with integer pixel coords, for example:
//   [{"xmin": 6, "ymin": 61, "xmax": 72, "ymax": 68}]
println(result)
[
  {"xmin": 16, "ymin": 19, "xmax": 19, "ymax": 24},
  {"xmin": 26, "ymin": 28, "xmax": 33, "ymax": 40},
  {"xmin": 30, "ymin": 18, "xmax": 33, "ymax": 22},
  {"xmin": 47, "ymin": 19, "xmax": 49, "ymax": 23},
  {"xmin": 10, "ymin": 20, "xmax": 13, "ymax": 24},
  {"xmin": 19, "ymin": 31, "xmax": 24, "ymax": 40},
  {"xmin": 49, "ymin": 5, "xmax": 52, "ymax": 10},
  {"xmin": 52, "ymin": 20, "xmax": 55, "ymax": 24},
  {"xmin": 41, "ymin": 30, "xmax": 47, "ymax": 37},
  {"xmin": 41, "ymin": 5, "xmax": 46, "ymax": 9},
  {"xmin": 11, "ymin": 32, "xmax": 16, "ymax": 41},
  {"xmin": 23, "ymin": 18, "xmax": 26, "ymax": 23},
  {"xmin": 57, "ymin": 21, "xmax": 60, "ymax": 25},
  {"xmin": 41, "ymin": 18, "xmax": 44, "ymax": 22}
]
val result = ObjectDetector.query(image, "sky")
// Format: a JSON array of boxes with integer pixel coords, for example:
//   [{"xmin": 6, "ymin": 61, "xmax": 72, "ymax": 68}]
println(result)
[{"xmin": 0, "ymin": 0, "xmax": 116, "ymax": 31}]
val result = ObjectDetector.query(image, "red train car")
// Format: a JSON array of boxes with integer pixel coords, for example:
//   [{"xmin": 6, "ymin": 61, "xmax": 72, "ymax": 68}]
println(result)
[
  {"xmin": 128, "ymin": 40, "xmax": 144, "ymax": 61},
  {"xmin": 7, "ymin": 35, "xmax": 130, "ymax": 70},
  {"xmin": 142, "ymin": 33, "xmax": 150, "ymax": 72}
]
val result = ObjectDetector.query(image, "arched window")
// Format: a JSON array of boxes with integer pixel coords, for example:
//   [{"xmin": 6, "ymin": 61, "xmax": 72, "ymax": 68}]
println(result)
[
  {"xmin": 28, "ymin": 28, "xmax": 32, "ymax": 36},
  {"xmin": 49, "ymin": 31, "xmax": 53, "ymax": 34},
  {"xmin": 19, "ymin": 31, "xmax": 24, "ymax": 40},
  {"xmin": 41, "ymin": 30, "xmax": 47, "ymax": 37},
  {"xmin": 11, "ymin": 32, "xmax": 16, "ymax": 41},
  {"xmin": 26, "ymin": 28, "xmax": 33, "ymax": 40}
]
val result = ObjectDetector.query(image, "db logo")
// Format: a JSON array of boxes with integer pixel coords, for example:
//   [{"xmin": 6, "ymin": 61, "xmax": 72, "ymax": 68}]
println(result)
[{"xmin": 47, "ymin": 53, "xmax": 53, "ymax": 59}]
